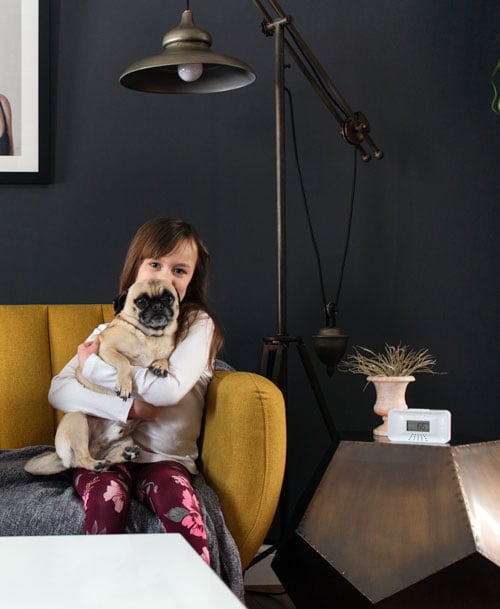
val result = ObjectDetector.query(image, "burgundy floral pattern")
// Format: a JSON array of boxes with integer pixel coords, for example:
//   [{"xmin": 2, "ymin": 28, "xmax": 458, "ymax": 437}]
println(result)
[
  {"xmin": 166, "ymin": 475, "xmax": 208, "ymax": 540},
  {"xmin": 73, "ymin": 462, "xmax": 210, "ymax": 565},
  {"xmin": 103, "ymin": 478, "xmax": 128, "ymax": 513}
]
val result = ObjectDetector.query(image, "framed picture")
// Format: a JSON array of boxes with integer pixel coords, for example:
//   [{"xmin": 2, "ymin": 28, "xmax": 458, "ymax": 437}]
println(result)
[{"xmin": 0, "ymin": 0, "xmax": 50, "ymax": 183}]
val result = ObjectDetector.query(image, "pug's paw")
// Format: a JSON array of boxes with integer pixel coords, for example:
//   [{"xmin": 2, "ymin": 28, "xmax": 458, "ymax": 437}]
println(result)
[
  {"xmin": 149, "ymin": 359, "xmax": 169, "ymax": 378},
  {"xmin": 115, "ymin": 376, "xmax": 132, "ymax": 400},
  {"xmin": 93, "ymin": 459, "xmax": 111, "ymax": 473},
  {"xmin": 123, "ymin": 445, "xmax": 141, "ymax": 461}
]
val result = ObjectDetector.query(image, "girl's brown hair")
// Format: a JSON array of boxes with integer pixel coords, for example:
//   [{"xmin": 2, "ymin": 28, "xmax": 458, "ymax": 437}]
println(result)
[{"xmin": 119, "ymin": 217, "xmax": 223, "ymax": 366}]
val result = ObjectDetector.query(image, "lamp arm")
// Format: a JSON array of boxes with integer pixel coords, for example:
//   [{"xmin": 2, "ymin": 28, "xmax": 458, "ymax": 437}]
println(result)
[
  {"xmin": 281, "ymin": 41, "xmax": 372, "ymax": 162},
  {"xmin": 251, "ymin": 0, "xmax": 383, "ymax": 161}
]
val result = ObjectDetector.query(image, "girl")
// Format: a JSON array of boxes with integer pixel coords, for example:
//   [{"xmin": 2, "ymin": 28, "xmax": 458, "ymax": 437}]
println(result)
[{"xmin": 48, "ymin": 217, "xmax": 223, "ymax": 565}]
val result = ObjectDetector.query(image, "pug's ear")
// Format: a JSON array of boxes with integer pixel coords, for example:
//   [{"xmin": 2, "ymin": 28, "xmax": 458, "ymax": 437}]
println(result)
[{"xmin": 113, "ymin": 290, "xmax": 128, "ymax": 314}]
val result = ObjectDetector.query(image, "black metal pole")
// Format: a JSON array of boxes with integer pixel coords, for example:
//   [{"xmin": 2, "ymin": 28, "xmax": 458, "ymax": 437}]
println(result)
[{"xmin": 274, "ymin": 17, "xmax": 287, "ymax": 338}]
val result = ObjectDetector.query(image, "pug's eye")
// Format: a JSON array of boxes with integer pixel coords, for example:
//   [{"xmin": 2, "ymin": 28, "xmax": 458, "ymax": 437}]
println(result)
[
  {"xmin": 161, "ymin": 292, "xmax": 175, "ymax": 305},
  {"xmin": 135, "ymin": 297, "xmax": 149, "ymax": 310}
]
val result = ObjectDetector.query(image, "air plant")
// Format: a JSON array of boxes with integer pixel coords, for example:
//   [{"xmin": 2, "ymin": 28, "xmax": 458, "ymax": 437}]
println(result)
[{"xmin": 339, "ymin": 343, "xmax": 442, "ymax": 377}]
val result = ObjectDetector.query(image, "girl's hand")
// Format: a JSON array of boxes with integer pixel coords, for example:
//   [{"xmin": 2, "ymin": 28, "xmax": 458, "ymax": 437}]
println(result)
[
  {"xmin": 128, "ymin": 398, "xmax": 160, "ymax": 421},
  {"xmin": 77, "ymin": 338, "xmax": 100, "ymax": 369}
]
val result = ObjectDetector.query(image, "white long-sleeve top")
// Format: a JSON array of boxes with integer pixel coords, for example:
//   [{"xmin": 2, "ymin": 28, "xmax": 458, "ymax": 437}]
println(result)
[{"xmin": 48, "ymin": 312, "xmax": 215, "ymax": 474}]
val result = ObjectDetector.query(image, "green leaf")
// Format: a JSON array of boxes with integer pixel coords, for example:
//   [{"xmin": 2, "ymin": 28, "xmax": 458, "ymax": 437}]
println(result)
[{"xmin": 167, "ymin": 507, "xmax": 189, "ymax": 523}]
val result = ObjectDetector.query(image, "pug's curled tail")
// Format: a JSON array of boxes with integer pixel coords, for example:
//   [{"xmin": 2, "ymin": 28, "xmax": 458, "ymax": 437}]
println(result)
[{"xmin": 24, "ymin": 451, "xmax": 67, "ymax": 475}]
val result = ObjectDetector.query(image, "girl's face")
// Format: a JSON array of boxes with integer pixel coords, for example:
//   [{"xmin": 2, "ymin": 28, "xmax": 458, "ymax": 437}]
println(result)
[{"xmin": 135, "ymin": 239, "xmax": 198, "ymax": 302}]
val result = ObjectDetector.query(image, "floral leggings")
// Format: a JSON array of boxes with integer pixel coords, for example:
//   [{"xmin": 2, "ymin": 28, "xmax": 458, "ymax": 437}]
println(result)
[{"xmin": 72, "ymin": 461, "xmax": 210, "ymax": 565}]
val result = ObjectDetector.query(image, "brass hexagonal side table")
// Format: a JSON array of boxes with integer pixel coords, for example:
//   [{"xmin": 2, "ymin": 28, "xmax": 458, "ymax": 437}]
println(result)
[{"xmin": 273, "ymin": 439, "xmax": 500, "ymax": 608}]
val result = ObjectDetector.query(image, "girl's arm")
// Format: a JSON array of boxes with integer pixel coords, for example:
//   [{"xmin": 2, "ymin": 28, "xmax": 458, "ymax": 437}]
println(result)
[
  {"xmin": 48, "ymin": 351, "xmax": 134, "ymax": 422},
  {"xmin": 131, "ymin": 313, "xmax": 214, "ymax": 406},
  {"xmin": 84, "ymin": 313, "xmax": 214, "ymax": 406},
  {"xmin": 49, "ymin": 314, "xmax": 214, "ymax": 417}
]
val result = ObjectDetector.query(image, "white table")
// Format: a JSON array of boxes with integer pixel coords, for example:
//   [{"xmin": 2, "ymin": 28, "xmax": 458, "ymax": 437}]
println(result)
[{"xmin": 0, "ymin": 533, "xmax": 245, "ymax": 608}]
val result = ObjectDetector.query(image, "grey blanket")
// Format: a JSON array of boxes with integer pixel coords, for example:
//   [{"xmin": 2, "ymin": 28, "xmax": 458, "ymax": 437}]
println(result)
[{"xmin": 0, "ymin": 446, "xmax": 244, "ymax": 600}]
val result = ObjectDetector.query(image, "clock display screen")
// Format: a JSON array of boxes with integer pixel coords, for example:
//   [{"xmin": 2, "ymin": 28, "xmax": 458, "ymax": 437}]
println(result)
[{"xmin": 407, "ymin": 420, "xmax": 430, "ymax": 432}]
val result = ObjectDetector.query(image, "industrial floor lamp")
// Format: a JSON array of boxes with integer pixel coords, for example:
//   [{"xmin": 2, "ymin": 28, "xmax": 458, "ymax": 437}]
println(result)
[{"xmin": 251, "ymin": 0, "xmax": 382, "ymax": 445}]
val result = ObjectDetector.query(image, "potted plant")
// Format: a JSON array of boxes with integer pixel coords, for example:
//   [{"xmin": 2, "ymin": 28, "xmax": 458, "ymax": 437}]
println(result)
[{"xmin": 340, "ymin": 343, "xmax": 441, "ymax": 436}]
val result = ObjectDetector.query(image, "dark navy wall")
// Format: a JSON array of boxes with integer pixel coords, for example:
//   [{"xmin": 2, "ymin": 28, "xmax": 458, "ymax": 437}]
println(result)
[{"xmin": 1, "ymin": 1, "xmax": 499, "ymax": 510}]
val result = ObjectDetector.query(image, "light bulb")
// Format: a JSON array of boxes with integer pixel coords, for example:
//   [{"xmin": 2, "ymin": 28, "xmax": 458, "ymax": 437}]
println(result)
[{"xmin": 177, "ymin": 63, "xmax": 203, "ymax": 82}]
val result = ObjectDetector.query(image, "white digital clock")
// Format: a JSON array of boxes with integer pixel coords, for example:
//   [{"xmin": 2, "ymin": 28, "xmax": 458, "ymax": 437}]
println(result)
[{"xmin": 388, "ymin": 409, "xmax": 451, "ymax": 444}]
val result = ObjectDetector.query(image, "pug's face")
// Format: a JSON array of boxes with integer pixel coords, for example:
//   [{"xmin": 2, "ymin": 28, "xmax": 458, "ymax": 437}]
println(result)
[{"xmin": 116, "ymin": 279, "xmax": 179, "ymax": 332}]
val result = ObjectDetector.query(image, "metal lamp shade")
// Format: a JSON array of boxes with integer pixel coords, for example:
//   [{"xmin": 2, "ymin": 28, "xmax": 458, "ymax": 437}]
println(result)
[{"xmin": 119, "ymin": 10, "xmax": 256, "ymax": 94}]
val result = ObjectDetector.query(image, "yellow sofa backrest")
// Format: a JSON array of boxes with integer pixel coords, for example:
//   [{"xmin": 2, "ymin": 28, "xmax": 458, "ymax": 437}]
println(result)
[{"xmin": 0, "ymin": 304, "xmax": 114, "ymax": 448}]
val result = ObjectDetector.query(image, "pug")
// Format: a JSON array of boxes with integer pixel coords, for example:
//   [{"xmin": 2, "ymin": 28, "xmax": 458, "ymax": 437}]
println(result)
[{"xmin": 24, "ymin": 278, "xmax": 179, "ymax": 475}]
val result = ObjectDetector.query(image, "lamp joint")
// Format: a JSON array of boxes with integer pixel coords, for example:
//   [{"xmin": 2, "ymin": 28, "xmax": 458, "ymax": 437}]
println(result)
[{"xmin": 261, "ymin": 15, "xmax": 292, "ymax": 37}]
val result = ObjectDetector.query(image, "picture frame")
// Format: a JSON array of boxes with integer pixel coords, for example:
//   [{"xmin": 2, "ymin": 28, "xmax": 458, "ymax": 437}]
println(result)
[{"xmin": 0, "ymin": 0, "xmax": 50, "ymax": 183}]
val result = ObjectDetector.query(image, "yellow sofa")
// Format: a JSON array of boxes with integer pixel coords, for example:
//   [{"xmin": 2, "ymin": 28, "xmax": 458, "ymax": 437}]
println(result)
[{"xmin": 0, "ymin": 304, "xmax": 286, "ymax": 571}]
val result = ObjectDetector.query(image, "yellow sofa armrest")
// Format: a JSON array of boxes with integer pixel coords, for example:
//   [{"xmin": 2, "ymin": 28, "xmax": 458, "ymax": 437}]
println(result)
[{"xmin": 201, "ymin": 370, "xmax": 286, "ymax": 570}]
